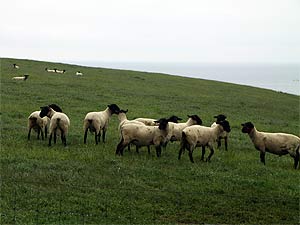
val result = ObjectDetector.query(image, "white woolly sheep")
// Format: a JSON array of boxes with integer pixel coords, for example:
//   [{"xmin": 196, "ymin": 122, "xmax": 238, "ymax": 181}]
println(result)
[
  {"xmin": 56, "ymin": 69, "xmax": 66, "ymax": 74},
  {"xmin": 241, "ymin": 122, "xmax": 300, "ymax": 169},
  {"xmin": 211, "ymin": 114, "xmax": 230, "ymax": 151},
  {"xmin": 28, "ymin": 111, "xmax": 49, "ymax": 140},
  {"xmin": 76, "ymin": 71, "xmax": 83, "ymax": 76},
  {"xmin": 133, "ymin": 115, "xmax": 182, "ymax": 126},
  {"xmin": 167, "ymin": 115, "xmax": 202, "ymax": 143},
  {"xmin": 39, "ymin": 105, "xmax": 70, "ymax": 146},
  {"xmin": 45, "ymin": 68, "xmax": 57, "ymax": 73},
  {"xmin": 12, "ymin": 75, "xmax": 29, "ymax": 81},
  {"xmin": 83, "ymin": 104, "xmax": 120, "ymax": 144},
  {"xmin": 13, "ymin": 63, "xmax": 19, "ymax": 69},
  {"xmin": 179, "ymin": 120, "xmax": 231, "ymax": 163},
  {"xmin": 116, "ymin": 118, "xmax": 170, "ymax": 157}
]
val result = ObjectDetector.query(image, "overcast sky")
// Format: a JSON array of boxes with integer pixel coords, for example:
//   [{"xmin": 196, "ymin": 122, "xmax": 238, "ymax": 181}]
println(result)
[{"xmin": 1, "ymin": 0, "xmax": 299, "ymax": 64}]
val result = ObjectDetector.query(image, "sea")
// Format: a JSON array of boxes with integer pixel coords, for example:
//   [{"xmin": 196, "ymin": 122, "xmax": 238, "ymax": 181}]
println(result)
[{"xmin": 72, "ymin": 61, "xmax": 300, "ymax": 96}]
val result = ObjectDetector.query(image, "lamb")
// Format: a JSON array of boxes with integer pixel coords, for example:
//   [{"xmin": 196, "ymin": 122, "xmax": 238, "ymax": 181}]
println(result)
[
  {"xmin": 13, "ymin": 63, "xmax": 19, "ymax": 69},
  {"xmin": 211, "ymin": 114, "xmax": 230, "ymax": 150},
  {"xmin": 116, "ymin": 118, "xmax": 170, "ymax": 157},
  {"xmin": 12, "ymin": 75, "xmax": 29, "ymax": 81},
  {"xmin": 83, "ymin": 104, "xmax": 120, "ymax": 144},
  {"xmin": 179, "ymin": 120, "xmax": 231, "ymax": 163},
  {"xmin": 28, "ymin": 111, "xmax": 49, "ymax": 140},
  {"xmin": 39, "ymin": 105, "xmax": 70, "ymax": 146},
  {"xmin": 241, "ymin": 122, "xmax": 300, "ymax": 169},
  {"xmin": 76, "ymin": 71, "xmax": 83, "ymax": 76},
  {"xmin": 45, "ymin": 68, "xmax": 57, "ymax": 73}
]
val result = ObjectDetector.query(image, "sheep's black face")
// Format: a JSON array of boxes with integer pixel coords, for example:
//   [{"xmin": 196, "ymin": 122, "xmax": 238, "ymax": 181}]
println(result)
[
  {"xmin": 49, "ymin": 104, "xmax": 62, "ymax": 112},
  {"xmin": 168, "ymin": 115, "xmax": 182, "ymax": 123},
  {"xmin": 188, "ymin": 115, "xmax": 202, "ymax": 125},
  {"xmin": 218, "ymin": 120, "xmax": 231, "ymax": 132},
  {"xmin": 214, "ymin": 114, "xmax": 227, "ymax": 122},
  {"xmin": 241, "ymin": 122, "xmax": 254, "ymax": 133},
  {"xmin": 108, "ymin": 104, "xmax": 120, "ymax": 114},
  {"xmin": 156, "ymin": 118, "xmax": 169, "ymax": 130},
  {"xmin": 39, "ymin": 106, "xmax": 50, "ymax": 118}
]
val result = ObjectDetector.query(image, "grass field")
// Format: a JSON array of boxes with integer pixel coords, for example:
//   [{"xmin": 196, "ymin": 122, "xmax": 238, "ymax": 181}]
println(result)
[{"xmin": 0, "ymin": 57, "xmax": 299, "ymax": 224}]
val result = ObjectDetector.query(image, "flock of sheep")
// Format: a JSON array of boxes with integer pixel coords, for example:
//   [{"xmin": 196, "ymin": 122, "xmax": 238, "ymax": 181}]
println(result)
[
  {"xmin": 11, "ymin": 63, "xmax": 83, "ymax": 81},
  {"xmin": 27, "ymin": 103, "xmax": 300, "ymax": 169}
]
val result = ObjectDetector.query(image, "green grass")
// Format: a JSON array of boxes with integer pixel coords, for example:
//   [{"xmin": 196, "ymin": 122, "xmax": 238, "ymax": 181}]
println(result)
[{"xmin": 1, "ymin": 57, "xmax": 299, "ymax": 224}]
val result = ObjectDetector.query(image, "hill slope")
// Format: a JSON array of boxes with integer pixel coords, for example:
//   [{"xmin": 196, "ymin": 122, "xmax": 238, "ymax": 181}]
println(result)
[{"xmin": 1, "ymin": 58, "xmax": 299, "ymax": 224}]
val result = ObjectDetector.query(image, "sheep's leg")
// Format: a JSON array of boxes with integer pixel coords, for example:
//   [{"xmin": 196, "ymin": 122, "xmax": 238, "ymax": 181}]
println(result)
[
  {"xmin": 95, "ymin": 131, "xmax": 99, "ymax": 145},
  {"xmin": 260, "ymin": 151, "xmax": 266, "ymax": 165},
  {"xmin": 224, "ymin": 137, "xmax": 228, "ymax": 151},
  {"xmin": 53, "ymin": 129, "xmax": 57, "ymax": 144},
  {"xmin": 188, "ymin": 149, "xmax": 194, "ymax": 163},
  {"xmin": 84, "ymin": 128, "xmax": 88, "ymax": 144},
  {"xmin": 136, "ymin": 146, "xmax": 139, "ymax": 153},
  {"xmin": 178, "ymin": 146, "xmax": 184, "ymax": 160},
  {"xmin": 155, "ymin": 146, "xmax": 162, "ymax": 157},
  {"xmin": 45, "ymin": 126, "xmax": 48, "ymax": 139},
  {"xmin": 27, "ymin": 128, "xmax": 32, "ymax": 140},
  {"xmin": 147, "ymin": 146, "xmax": 151, "ymax": 154},
  {"xmin": 293, "ymin": 149, "xmax": 299, "ymax": 169},
  {"xmin": 116, "ymin": 138, "xmax": 126, "ymax": 156},
  {"xmin": 37, "ymin": 128, "xmax": 41, "ymax": 140},
  {"xmin": 40, "ymin": 128, "xmax": 44, "ymax": 140},
  {"xmin": 48, "ymin": 133, "xmax": 53, "ymax": 146},
  {"xmin": 206, "ymin": 146, "xmax": 214, "ymax": 162},
  {"xmin": 102, "ymin": 130, "xmax": 106, "ymax": 143},
  {"xmin": 217, "ymin": 138, "xmax": 221, "ymax": 149},
  {"xmin": 201, "ymin": 146, "xmax": 206, "ymax": 161},
  {"xmin": 59, "ymin": 128, "xmax": 66, "ymax": 146}
]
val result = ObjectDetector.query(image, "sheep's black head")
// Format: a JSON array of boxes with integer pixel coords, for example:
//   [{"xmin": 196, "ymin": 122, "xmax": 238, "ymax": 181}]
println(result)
[
  {"xmin": 155, "ymin": 118, "xmax": 169, "ymax": 130},
  {"xmin": 217, "ymin": 120, "xmax": 231, "ymax": 133},
  {"xmin": 214, "ymin": 114, "xmax": 227, "ymax": 122},
  {"xmin": 168, "ymin": 115, "xmax": 182, "ymax": 123},
  {"xmin": 188, "ymin": 115, "xmax": 202, "ymax": 125},
  {"xmin": 49, "ymin": 104, "xmax": 62, "ymax": 112},
  {"xmin": 241, "ymin": 122, "xmax": 254, "ymax": 133},
  {"xmin": 108, "ymin": 104, "xmax": 120, "ymax": 114},
  {"xmin": 39, "ymin": 106, "xmax": 50, "ymax": 118},
  {"xmin": 24, "ymin": 75, "xmax": 29, "ymax": 80}
]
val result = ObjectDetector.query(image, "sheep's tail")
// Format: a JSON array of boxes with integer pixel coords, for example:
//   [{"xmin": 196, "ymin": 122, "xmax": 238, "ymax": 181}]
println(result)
[{"xmin": 56, "ymin": 118, "xmax": 61, "ymax": 128}]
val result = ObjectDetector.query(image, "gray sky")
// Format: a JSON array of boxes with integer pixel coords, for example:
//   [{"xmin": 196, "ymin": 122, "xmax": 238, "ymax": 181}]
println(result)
[{"xmin": 1, "ymin": 0, "xmax": 300, "ymax": 63}]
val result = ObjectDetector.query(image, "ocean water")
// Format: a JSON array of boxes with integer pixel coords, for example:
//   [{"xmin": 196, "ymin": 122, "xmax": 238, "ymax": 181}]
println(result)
[{"xmin": 75, "ymin": 61, "xmax": 300, "ymax": 96}]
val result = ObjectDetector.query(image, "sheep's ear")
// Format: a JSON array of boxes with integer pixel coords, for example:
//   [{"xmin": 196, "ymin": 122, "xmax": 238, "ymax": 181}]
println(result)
[{"xmin": 241, "ymin": 123, "xmax": 245, "ymax": 126}]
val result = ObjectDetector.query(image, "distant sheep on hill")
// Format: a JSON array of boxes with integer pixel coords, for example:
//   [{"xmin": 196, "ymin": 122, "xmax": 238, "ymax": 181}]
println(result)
[
  {"xmin": 13, "ymin": 63, "xmax": 19, "ymax": 69},
  {"xmin": 76, "ymin": 71, "xmax": 83, "ymax": 76},
  {"xmin": 45, "ymin": 68, "xmax": 57, "ymax": 73},
  {"xmin": 56, "ymin": 69, "xmax": 66, "ymax": 74},
  {"xmin": 12, "ymin": 75, "xmax": 29, "ymax": 81}
]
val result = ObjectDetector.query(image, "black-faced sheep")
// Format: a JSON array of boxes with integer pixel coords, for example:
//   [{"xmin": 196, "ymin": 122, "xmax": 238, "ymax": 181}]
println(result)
[
  {"xmin": 76, "ymin": 71, "xmax": 83, "ymax": 76},
  {"xmin": 211, "ymin": 114, "xmax": 230, "ymax": 150},
  {"xmin": 241, "ymin": 122, "xmax": 300, "ymax": 169},
  {"xmin": 12, "ymin": 75, "xmax": 29, "ymax": 81},
  {"xmin": 28, "ymin": 111, "xmax": 49, "ymax": 140},
  {"xmin": 56, "ymin": 69, "xmax": 66, "ymax": 74},
  {"xmin": 39, "ymin": 105, "xmax": 70, "ymax": 146},
  {"xmin": 179, "ymin": 120, "xmax": 231, "ymax": 163},
  {"xmin": 45, "ymin": 68, "xmax": 57, "ymax": 73},
  {"xmin": 83, "ymin": 104, "xmax": 120, "ymax": 144},
  {"xmin": 13, "ymin": 63, "xmax": 19, "ymax": 69},
  {"xmin": 116, "ymin": 118, "xmax": 170, "ymax": 157}
]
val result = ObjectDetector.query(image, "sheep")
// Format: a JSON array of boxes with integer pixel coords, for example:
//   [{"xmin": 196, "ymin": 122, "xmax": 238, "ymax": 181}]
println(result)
[
  {"xmin": 211, "ymin": 114, "xmax": 230, "ymax": 150},
  {"xmin": 83, "ymin": 104, "xmax": 120, "ymax": 144},
  {"xmin": 39, "ymin": 105, "xmax": 70, "ymax": 146},
  {"xmin": 45, "ymin": 68, "xmax": 57, "ymax": 73},
  {"xmin": 167, "ymin": 115, "xmax": 203, "ymax": 143},
  {"xmin": 116, "ymin": 118, "xmax": 170, "ymax": 157},
  {"xmin": 179, "ymin": 120, "xmax": 231, "ymax": 163},
  {"xmin": 12, "ymin": 75, "xmax": 29, "ymax": 81},
  {"xmin": 13, "ymin": 63, "xmax": 19, "ymax": 69},
  {"xmin": 56, "ymin": 69, "xmax": 66, "ymax": 74},
  {"xmin": 76, "ymin": 71, "xmax": 83, "ymax": 76},
  {"xmin": 28, "ymin": 111, "xmax": 49, "ymax": 140},
  {"xmin": 241, "ymin": 122, "xmax": 300, "ymax": 169}
]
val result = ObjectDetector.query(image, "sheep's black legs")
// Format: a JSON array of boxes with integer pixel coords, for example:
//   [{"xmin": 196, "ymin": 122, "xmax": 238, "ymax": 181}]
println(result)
[
  {"xmin": 102, "ymin": 130, "xmax": 106, "ymax": 143},
  {"xmin": 53, "ymin": 129, "xmax": 57, "ymax": 144},
  {"xmin": 260, "ymin": 152, "xmax": 266, "ymax": 165},
  {"xmin": 155, "ymin": 146, "xmax": 161, "ymax": 157},
  {"xmin": 201, "ymin": 146, "xmax": 206, "ymax": 161},
  {"xmin": 178, "ymin": 147, "xmax": 184, "ymax": 160},
  {"xmin": 147, "ymin": 146, "xmax": 151, "ymax": 154},
  {"xmin": 45, "ymin": 127, "xmax": 48, "ymax": 139},
  {"xmin": 84, "ymin": 129, "xmax": 88, "ymax": 144},
  {"xmin": 48, "ymin": 133, "xmax": 53, "ymax": 146},
  {"xmin": 37, "ymin": 128, "xmax": 41, "ymax": 139},
  {"xmin": 206, "ymin": 147, "xmax": 214, "ymax": 162},
  {"xmin": 188, "ymin": 150, "xmax": 194, "ymax": 163},
  {"xmin": 224, "ymin": 137, "xmax": 228, "ymax": 151},
  {"xmin": 217, "ymin": 138, "xmax": 221, "ymax": 149},
  {"xmin": 116, "ymin": 138, "xmax": 126, "ymax": 156},
  {"xmin": 28, "ymin": 128, "xmax": 32, "ymax": 140},
  {"xmin": 294, "ymin": 149, "xmax": 299, "ymax": 169},
  {"xmin": 95, "ymin": 132, "xmax": 98, "ymax": 145}
]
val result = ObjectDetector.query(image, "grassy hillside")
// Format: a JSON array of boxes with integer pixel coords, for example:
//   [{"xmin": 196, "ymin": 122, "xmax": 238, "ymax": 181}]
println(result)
[{"xmin": 0, "ymin": 57, "xmax": 299, "ymax": 224}]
